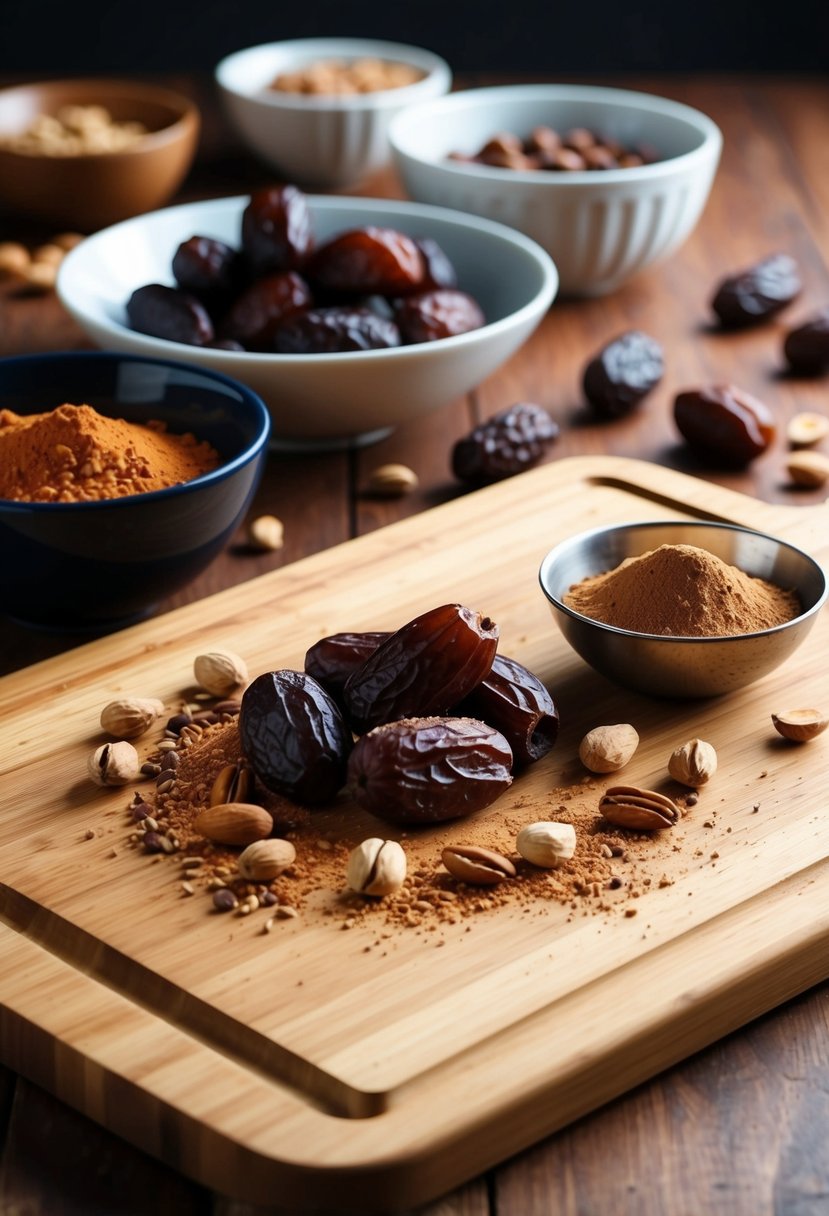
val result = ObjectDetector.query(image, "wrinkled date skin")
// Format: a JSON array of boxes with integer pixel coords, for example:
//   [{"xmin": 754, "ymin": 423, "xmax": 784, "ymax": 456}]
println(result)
[
  {"xmin": 126, "ymin": 284, "xmax": 215, "ymax": 347},
  {"xmin": 674, "ymin": 384, "xmax": 776, "ymax": 466},
  {"xmin": 458, "ymin": 653, "xmax": 559, "ymax": 766},
  {"xmin": 711, "ymin": 254, "xmax": 801, "ymax": 328},
  {"xmin": 582, "ymin": 330, "xmax": 664, "ymax": 418},
  {"xmin": 239, "ymin": 670, "xmax": 352, "ymax": 805},
  {"xmin": 305, "ymin": 631, "xmax": 391, "ymax": 698},
  {"xmin": 274, "ymin": 306, "xmax": 401, "ymax": 353},
  {"xmin": 784, "ymin": 309, "xmax": 829, "ymax": 374},
  {"xmin": 172, "ymin": 236, "xmax": 244, "ymax": 308},
  {"xmin": 394, "ymin": 290, "xmax": 485, "ymax": 343},
  {"xmin": 241, "ymin": 184, "xmax": 314, "ymax": 275},
  {"xmin": 452, "ymin": 402, "xmax": 560, "ymax": 485},
  {"xmin": 308, "ymin": 226, "xmax": 425, "ymax": 296},
  {"xmin": 219, "ymin": 272, "xmax": 313, "ymax": 350},
  {"xmin": 342, "ymin": 603, "xmax": 498, "ymax": 735},
  {"xmin": 347, "ymin": 716, "xmax": 513, "ymax": 825}
]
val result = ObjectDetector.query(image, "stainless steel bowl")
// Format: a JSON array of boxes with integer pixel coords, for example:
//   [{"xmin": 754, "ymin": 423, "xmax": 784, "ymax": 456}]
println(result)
[{"xmin": 538, "ymin": 521, "xmax": 827, "ymax": 697}]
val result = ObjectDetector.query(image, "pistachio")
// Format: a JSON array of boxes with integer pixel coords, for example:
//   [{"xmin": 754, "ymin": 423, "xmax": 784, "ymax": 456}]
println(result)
[
  {"xmin": 668, "ymin": 738, "xmax": 718, "ymax": 787},
  {"xmin": 787, "ymin": 412, "xmax": 829, "ymax": 448},
  {"xmin": 516, "ymin": 821, "xmax": 576, "ymax": 868},
  {"xmin": 193, "ymin": 649, "xmax": 249, "ymax": 697},
  {"xmin": 87, "ymin": 741, "xmax": 140, "ymax": 786},
  {"xmin": 237, "ymin": 838, "xmax": 296, "ymax": 881},
  {"xmin": 786, "ymin": 450, "xmax": 829, "ymax": 488},
  {"xmin": 209, "ymin": 762, "xmax": 255, "ymax": 807},
  {"xmin": 194, "ymin": 802, "xmax": 274, "ymax": 846},
  {"xmin": 100, "ymin": 696, "xmax": 165, "ymax": 739},
  {"xmin": 441, "ymin": 844, "xmax": 516, "ymax": 886},
  {"xmin": 365, "ymin": 463, "xmax": 419, "ymax": 497},
  {"xmin": 346, "ymin": 838, "xmax": 407, "ymax": 896},
  {"xmin": 247, "ymin": 514, "xmax": 284, "ymax": 551},
  {"xmin": 578, "ymin": 723, "xmax": 639, "ymax": 773},
  {"xmin": 771, "ymin": 708, "xmax": 828, "ymax": 742},
  {"xmin": 599, "ymin": 786, "xmax": 680, "ymax": 831}
]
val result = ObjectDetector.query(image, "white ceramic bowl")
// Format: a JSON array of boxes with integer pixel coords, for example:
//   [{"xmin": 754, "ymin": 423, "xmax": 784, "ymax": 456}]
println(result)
[
  {"xmin": 389, "ymin": 84, "xmax": 722, "ymax": 297},
  {"xmin": 57, "ymin": 194, "xmax": 558, "ymax": 447},
  {"xmin": 216, "ymin": 38, "xmax": 452, "ymax": 189}
]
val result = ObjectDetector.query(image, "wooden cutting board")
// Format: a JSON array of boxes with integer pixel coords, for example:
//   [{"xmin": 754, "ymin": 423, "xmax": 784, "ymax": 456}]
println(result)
[{"xmin": 1, "ymin": 456, "xmax": 828, "ymax": 1213}]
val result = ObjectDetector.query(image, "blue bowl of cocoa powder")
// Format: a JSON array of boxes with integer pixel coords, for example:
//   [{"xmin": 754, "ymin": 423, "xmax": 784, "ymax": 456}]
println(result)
[{"xmin": 0, "ymin": 350, "xmax": 270, "ymax": 629}]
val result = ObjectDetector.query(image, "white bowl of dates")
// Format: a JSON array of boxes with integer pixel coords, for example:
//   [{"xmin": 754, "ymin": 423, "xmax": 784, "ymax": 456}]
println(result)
[
  {"xmin": 539, "ymin": 521, "xmax": 827, "ymax": 698},
  {"xmin": 390, "ymin": 83, "xmax": 722, "ymax": 297},
  {"xmin": 57, "ymin": 187, "xmax": 558, "ymax": 446},
  {"xmin": 216, "ymin": 38, "xmax": 452, "ymax": 189}
]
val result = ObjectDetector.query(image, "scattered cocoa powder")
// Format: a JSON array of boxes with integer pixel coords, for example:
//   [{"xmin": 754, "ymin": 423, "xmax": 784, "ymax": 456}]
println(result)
[
  {"xmin": 564, "ymin": 543, "xmax": 799, "ymax": 637},
  {"xmin": 0, "ymin": 402, "xmax": 219, "ymax": 502}
]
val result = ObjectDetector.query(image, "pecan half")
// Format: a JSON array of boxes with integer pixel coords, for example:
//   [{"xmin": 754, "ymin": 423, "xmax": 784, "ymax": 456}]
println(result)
[{"xmin": 598, "ymin": 786, "xmax": 679, "ymax": 831}]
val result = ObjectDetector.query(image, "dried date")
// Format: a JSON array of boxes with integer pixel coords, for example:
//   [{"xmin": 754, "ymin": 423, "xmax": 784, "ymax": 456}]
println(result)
[
  {"xmin": 347, "ymin": 716, "xmax": 513, "ymax": 825},
  {"xmin": 674, "ymin": 384, "xmax": 776, "ymax": 466},
  {"xmin": 273, "ymin": 306, "xmax": 401, "ymax": 353},
  {"xmin": 219, "ymin": 272, "xmax": 312, "ymax": 350},
  {"xmin": 582, "ymin": 331, "xmax": 664, "ymax": 418},
  {"xmin": 304, "ymin": 631, "xmax": 390, "ymax": 698},
  {"xmin": 458, "ymin": 653, "xmax": 559, "ymax": 766},
  {"xmin": 711, "ymin": 254, "xmax": 801, "ymax": 328},
  {"xmin": 394, "ymin": 290, "xmax": 485, "ymax": 344},
  {"xmin": 126, "ymin": 284, "xmax": 214, "ymax": 346},
  {"xmin": 241, "ymin": 184, "xmax": 314, "ymax": 275},
  {"xmin": 239, "ymin": 669, "xmax": 352, "ymax": 805},
  {"xmin": 451, "ymin": 402, "xmax": 559, "ymax": 485},
  {"xmin": 342, "ymin": 603, "xmax": 498, "ymax": 735},
  {"xmin": 783, "ymin": 309, "xmax": 829, "ymax": 374},
  {"xmin": 415, "ymin": 237, "xmax": 458, "ymax": 290},
  {"xmin": 172, "ymin": 236, "xmax": 244, "ymax": 308},
  {"xmin": 308, "ymin": 226, "xmax": 425, "ymax": 296}
]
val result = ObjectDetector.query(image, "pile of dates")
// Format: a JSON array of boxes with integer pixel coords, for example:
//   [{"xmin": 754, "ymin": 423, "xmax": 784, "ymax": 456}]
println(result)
[
  {"xmin": 238, "ymin": 603, "xmax": 559, "ymax": 826},
  {"xmin": 126, "ymin": 184, "xmax": 486, "ymax": 354}
]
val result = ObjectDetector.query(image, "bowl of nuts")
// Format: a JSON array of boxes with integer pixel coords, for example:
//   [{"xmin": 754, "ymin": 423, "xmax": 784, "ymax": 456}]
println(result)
[
  {"xmin": 389, "ymin": 84, "xmax": 722, "ymax": 297},
  {"xmin": 0, "ymin": 78, "xmax": 199, "ymax": 231},
  {"xmin": 57, "ymin": 187, "xmax": 558, "ymax": 446},
  {"xmin": 539, "ymin": 520, "xmax": 827, "ymax": 697},
  {"xmin": 215, "ymin": 37, "xmax": 451, "ymax": 189},
  {"xmin": 0, "ymin": 350, "xmax": 269, "ymax": 629}
]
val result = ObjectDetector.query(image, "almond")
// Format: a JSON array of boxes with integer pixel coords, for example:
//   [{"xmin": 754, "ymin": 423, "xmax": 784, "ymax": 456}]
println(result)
[{"xmin": 194, "ymin": 801, "xmax": 273, "ymax": 846}]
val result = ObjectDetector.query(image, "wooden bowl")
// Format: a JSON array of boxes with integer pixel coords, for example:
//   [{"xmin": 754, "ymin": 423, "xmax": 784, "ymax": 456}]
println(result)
[{"xmin": 0, "ymin": 79, "xmax": 200, "ymax": 232}]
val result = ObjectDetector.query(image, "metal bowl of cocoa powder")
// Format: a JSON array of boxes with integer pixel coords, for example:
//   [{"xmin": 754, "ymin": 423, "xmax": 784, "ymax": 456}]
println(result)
[{"xmin": 539, "ymin": 521, "xmax": 827, "ymax": 697}]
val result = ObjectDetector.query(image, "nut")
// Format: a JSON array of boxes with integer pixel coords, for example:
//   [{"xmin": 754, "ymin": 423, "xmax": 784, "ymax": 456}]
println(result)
[
  {"xmin": 209, "ymin": 762, "xmax": 255, "ymax": 806},
  {"xmin": 87, "ymin": 741, "xmax": 140, "ymax": 786},
  {"xmin": 365, "ymin": 463, "xmax": 419, "ymax": 497},
  {"xmin": 441, "ymin": 844, "xmax": 516, "ymax": 886},
  {"xmin": 787, "ymin": 412, "xmax": 829, "ymax": 447},
  {"xmin": 346, "ymin": 838, "xmax": 407, "ymax": 896},
  {"xmin": 771, "ymin": 708, "xmax": 828, "ymax": 742},
  {"xmin": 193, "ymin": 649, "xmax": 249, "ymax": 696},
  {"xmin": 668, "ymin": 738, "xmax": 718, "ymax": 787},
  {"xmin": 599, "ymin": 786, "xmax": 680, "ymax": 831},
  {"xmin": 578, "ymin": 724, "xmax": 639, "ymax": 773},
  {"xmin": 0, "ymin": 242, "xmax": 30, "ymax": 279},
  {"xmin": 100, "ymin": 696, "xmax": 165, "ymax": 739},
  {"xmin": 786, "ymin": 450, "xmax": 829, "ymax": 488},
  {"xmin": 237, "ymin": 838, "xmax": 296, "ymax": 880},
  {"xmin": 248, "ymin": 514, "xmax": 284, "ymax": 551},
  {"xmin": 194, "ymin": 802, "xmax": 274, "ymax": 846},
  {"xmin": 516, "ymin": 821, "xmax": 576, "ymax": 868}
]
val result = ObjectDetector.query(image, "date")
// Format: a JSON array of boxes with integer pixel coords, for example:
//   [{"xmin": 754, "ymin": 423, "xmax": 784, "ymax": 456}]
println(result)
[
  {"xmin": 452, "ymin": 402, "xmax": 559, "ymax": 484},
  {"xmin": 458, "ymin": 653, "xmax": 559, "ymax": 765},
  {"xmin": 415, "ymin": 237, "xmax": 458, "ymax": 290},
  {"xmin": 674, "ymin": 384, "xmax": 776, "ymax": 466},
  {"xmin": 394, "ymin": 290, "xmax": 485, "ymax": 343},
  {"xmin": 239, "ymin": 669, "xmax": 352, "ymax": 805},
  {"xmin": 784, "ymin": 309, "xmax": 829, "ymax": 374},
  {"xmin": 342, "ymin": 603, "xmax": 498, "ymax": 735},
  {"xmin": 304, "ymin": 631, "xmax": 390, "ymax": 698},
  {"xmin": 241, "ymin": 184, "xmax": 314, "ymax": 275},
  {"xmin": 273, "ymin": 306, "xmax": 401, "ymax": 353},
  {"xmin": 711, "ymin": 253, "xmax": 801, "ymax": 328},
  {"xmin": 126, "ymin": 283, "xmax": 214, "ymax": 346},
  {"xmin": 172, "ymin": 235, "xmax": 243, "ymax": 308},
  {"xmin": 308, "ymin": 226, "xmax": 425, "ymax": 296},
  {"xmin": 219, "ymin": 271, "xmax": 312, "ymax": 350},
  {"xmin": 347, "ymin": 716, "xmax": 513, "ymax": 825},
  {"xmin": 582, "ymin": 331, "xmax": 664, "ymax": 418}
]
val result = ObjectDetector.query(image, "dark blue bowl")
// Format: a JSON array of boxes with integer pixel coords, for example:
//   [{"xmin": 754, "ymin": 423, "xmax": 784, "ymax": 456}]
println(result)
[{"xmin": 0, "ymin": 351, "xmax": 270, "ymax": 629}]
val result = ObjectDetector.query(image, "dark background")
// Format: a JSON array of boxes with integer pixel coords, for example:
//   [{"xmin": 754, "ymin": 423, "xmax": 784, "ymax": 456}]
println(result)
[{"xmin": 1, "ymin": 0, "xmax": 826, "ymax": 75}]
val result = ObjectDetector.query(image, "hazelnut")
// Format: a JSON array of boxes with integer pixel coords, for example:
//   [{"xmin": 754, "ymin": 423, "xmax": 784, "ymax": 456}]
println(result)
[
  {"xmin": 516, "ymin": 821, "xmax": 576, "ymax": 868},
  {"xmin": 668, "ymin": 738, "xmax": 718, "ymax": 787},
  {"xmin": 771, "ymin": 708, "xmax": 828, "ymax": 742},
  {"xmin": 578, "ymin": 723, "xmax": 639, "ymax": 773},
  {"xmin": 786, "ymin": 450, "xmax": 829, "ymax": 488},
  {"xmin": 786, "ymin": 412, "xmax": 829, "ymax": 448}
]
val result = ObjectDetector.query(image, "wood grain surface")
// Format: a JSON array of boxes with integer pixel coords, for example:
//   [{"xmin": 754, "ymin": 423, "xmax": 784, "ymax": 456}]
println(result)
[{"xmin": 1, "ymin": 74, "xmax": 828, "ymax": 1216}]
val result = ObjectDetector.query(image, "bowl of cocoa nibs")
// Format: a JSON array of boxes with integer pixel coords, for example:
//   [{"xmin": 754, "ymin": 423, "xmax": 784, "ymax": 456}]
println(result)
[
  {"xmin": 389, "ymin": 84, "xmax": 722, "ymax": 297},
  {"xmin": 539, "ymin": 520, "xmax": 827, "ymax": 697}
]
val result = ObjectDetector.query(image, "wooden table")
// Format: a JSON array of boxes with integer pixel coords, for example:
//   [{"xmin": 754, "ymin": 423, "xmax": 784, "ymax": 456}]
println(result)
[{"xmin": 1, "ymin": 75, "xmax": 828, "ymax": 1216}]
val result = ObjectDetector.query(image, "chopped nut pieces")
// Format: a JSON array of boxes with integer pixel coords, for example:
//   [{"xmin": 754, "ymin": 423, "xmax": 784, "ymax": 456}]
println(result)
[
  {"xmin": 786, "ymin": 450, "xmax": 829, "ymax": 488},
  {"xmin": 787, "ymin": 412, "xmax": 829, "ymax": 448},
  {"xmin": 237, "ymin": 838, "xmax": 296, "ymax": 880},
  {"xmin": 247, "ymin": 514, "xmax": 284, "ymax": 551},
  {"xmin": 599, "ymin": 786, "xmax": 680, "ymax": 831},
  {"xmin": 194, "ymin": 801, "xmax": 274, "ymax": 846},
  {"xmin": 193, "ymin": 649, "xmax": 249, "ymax": 697},
  {"xmin": 578, "ymin": 724, "xmax": 639, "ymax": 773},
  {"xmin": 668, "ymin": 739, "xmax": 718, "ymax": 787},
  {"xmin": 346, "ymin": 839, "xmax": 407, "ymax": 896},
  {"xmin": 441, "ymin": 845, "xmax": 516, "ymax": 886},
  {"xmin": 516, "ymin": 821, "xmax": 576, "ymax": 868},
  {"xmin": 771, "ymin": 708, "xmax": 828, "ymax": 742},
  {"xmin": 365, "ymin": 463, "xmax": 419, "ymax": 497},
  {"xmin": 87, "ymin": 740, "xmax": 140, "ymax": 786},
  {"xmin": 100, "ymin": 696, "xmax": 165, "ymax": 739}
]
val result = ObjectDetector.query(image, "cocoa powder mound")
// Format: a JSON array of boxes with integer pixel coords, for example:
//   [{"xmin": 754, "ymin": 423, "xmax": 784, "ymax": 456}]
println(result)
[{"xmin": 564, "ymin": 543, "xmax": 799, "ymax": 637}]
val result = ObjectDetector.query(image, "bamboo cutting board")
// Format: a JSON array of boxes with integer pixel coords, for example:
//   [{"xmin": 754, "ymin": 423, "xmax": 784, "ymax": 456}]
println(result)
[{"xmin": 1, "ymin": 456, "xmax": 828, "ymax": 1213}]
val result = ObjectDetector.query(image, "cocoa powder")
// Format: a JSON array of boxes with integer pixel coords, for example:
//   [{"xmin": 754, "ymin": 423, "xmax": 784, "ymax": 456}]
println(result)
[{"xmin": 564, "ymin": 543, "xmax": 799, "ymax": 637}]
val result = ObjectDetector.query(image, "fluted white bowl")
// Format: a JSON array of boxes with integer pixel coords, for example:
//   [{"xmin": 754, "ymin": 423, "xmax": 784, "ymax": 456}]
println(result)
[
  {"xmin": 389, "ymin": 84, "xmax": 722, "ymax": 297},
  {"xmin": 216, "ymin": 38, "xmax": 451, "ymax": 189}
]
